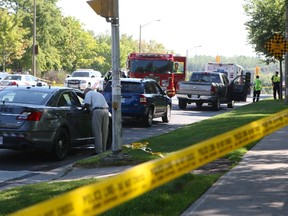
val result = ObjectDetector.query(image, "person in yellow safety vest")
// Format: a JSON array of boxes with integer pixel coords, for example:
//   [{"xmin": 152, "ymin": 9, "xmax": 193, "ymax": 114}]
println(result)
[
  {"xmin": 253, "ymin": 75, "xmax": 262, "ymax": 102},
  {"xmin": 271, "ymin": 71, "xmax": 280, "ymax": 99},
  {"xmin": 173, "ymin": 62, "xmax": 180, "ymax": 73}
]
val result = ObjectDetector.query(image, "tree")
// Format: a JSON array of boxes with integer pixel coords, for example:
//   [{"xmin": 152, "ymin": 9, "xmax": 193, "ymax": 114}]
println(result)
[
  {"xmin": 243, "ymin": 0, "xmax": 285, "ymax": 63},
  {"xmin": 0, "ymin": 9, "xmax": 29, "ymax": 72},
  {"xmin": 243, "ymin": 0, "xmax": 285, "ymax": 99}
]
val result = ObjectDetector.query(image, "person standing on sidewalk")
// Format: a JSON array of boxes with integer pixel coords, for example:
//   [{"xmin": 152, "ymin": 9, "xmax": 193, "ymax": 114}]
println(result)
[
  {"xmin": 83, "ymin": 88, "xmax": 109, "ymax": 155},
  {"xmin": 271, "ymin": 71, "xmax": 280, "ymax": 99},
  {"xmin": 253, "ymin": 75, "xmax": 262, "ymax": 102}
]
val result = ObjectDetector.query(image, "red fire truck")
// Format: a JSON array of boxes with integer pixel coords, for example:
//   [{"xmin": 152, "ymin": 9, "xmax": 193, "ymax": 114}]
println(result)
[{"xmin": 126, "ymin": 53, "xmax": 186, "ymax": 97}]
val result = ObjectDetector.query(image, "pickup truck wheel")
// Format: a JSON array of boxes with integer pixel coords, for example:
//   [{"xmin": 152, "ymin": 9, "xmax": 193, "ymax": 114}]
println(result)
[
  {"xmin": 162, "ymin": 104, "xmax": 171, "ymax": 123},
  {"xmin": 144, "ymin": 108, "xmax": 153, "ymax": 127},
  {"xmin": 178, "ymin": 99, "xmax": 187, "ymax": 110},
  {"xmin": 212, "ymin": 98, "xmax": 220, "ymax": 111},
  {"xmin": 196, "ymin": 102, "xmax": 203, "ymax": 107}
]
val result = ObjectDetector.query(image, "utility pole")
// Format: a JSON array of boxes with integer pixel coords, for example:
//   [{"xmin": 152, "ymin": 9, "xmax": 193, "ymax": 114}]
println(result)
[
  {"xmin": 32, "ymin": 0, "xmax": 37, "ymax": 76},
  {"xmin": 285, "ymin": 0, "xmax": 288, "ymax": 104},
  {"xmin": 138, "ymin": 19, "xmax": 160, "ymax": 52}
]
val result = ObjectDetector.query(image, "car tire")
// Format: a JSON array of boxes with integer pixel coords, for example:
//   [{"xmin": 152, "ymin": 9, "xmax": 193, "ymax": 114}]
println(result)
[
  {"xmin": 51, "ymin": 128, "xmax": 69, "ymax": 161},
  {"xmin": 178, "ymin": 99, "xmax": 187, "ymax": 110},
  {"xmin": 144, "ymin": 108, "xmax": 153, "ymax": 127},
  {"xmin": 162, "ymin": 104, "xmax": 171, "ymax": 123}
]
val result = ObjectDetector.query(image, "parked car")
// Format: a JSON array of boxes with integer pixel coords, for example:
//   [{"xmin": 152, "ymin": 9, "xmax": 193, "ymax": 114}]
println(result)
[
  {"xmin": 0, "ymin": 72, "xmax": 9, "ymax": 80},
  {"xmin": 103, "ymin": 78, "xmax": 172, "ymax": 127},
  {"xmin": 0, "ymin": 86, "xmax": 112, "ymax": 160},
  {"xmin": 64, "ymin": 69, "xmax": 102, "ymax": 91},
  {"xmin": 0, "ymin": 74, "xmax": 48, "ymax": 87}
]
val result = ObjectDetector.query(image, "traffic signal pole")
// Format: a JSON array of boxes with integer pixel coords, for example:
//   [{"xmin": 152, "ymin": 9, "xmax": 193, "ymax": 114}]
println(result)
[
  {"xmin": 110, "ymin": 17, "xmax": 122, "ymax": 155},
  {"xmin": 285, "ymin": 1, "xmax": 288, "ymax": 104},
  {"xmin": 87, "ymin": 0, "xmax": 124, "ymax": 157}
]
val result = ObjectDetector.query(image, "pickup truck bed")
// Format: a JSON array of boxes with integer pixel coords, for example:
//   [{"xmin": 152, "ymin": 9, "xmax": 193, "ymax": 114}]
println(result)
[{"xmin": 176, "ymin": 72, "xmax": 234, "ymax": 111}]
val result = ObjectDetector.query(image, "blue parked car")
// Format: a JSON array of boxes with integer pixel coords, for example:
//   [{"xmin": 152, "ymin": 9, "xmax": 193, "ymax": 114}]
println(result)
[{"xmin": 103, "ymin": 78, "xmax": 172, "ymax": 127}]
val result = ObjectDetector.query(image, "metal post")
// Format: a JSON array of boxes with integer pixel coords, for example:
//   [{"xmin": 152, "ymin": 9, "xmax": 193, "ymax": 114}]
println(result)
[
  {"xmin": 32, "ymin": 0, "xmax": 36, "ymax": 76},
  {"xmin": 279, "ymin": 59, "xmax": 283, "ymax": 99},
  {"xmin": 110, "ymin": 5, "xmax": 122, "ymax": 155},
  {"xmin": 139, "ymin": 25, "xmax": 142, "ymax": 52},
  {"xmin": 138, "ymin": 19, "xmax": 160, "ymax": 53},
  {"xmin": 285, "ymin": 1, "xmax": 288, "ymax": 104}
]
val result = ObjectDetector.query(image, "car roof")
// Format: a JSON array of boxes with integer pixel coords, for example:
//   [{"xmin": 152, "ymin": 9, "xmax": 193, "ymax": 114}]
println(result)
[
  {"xmin": 1, "ymin": 85, "xmax": 75, "ymax": 93},
  {"xmin": 110, "ymin": 78, "xmax": 156, "ymax": 83}
]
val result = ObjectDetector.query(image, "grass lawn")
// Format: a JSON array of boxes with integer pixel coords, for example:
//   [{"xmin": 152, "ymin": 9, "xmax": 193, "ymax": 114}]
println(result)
[{"xmin": 1, "ymin": 99, "xmax": 287, "ymax": 216}]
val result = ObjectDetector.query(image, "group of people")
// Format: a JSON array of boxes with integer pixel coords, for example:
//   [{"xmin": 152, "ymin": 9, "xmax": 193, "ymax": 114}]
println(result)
[{"xmin": 252, "ymin": 70, "xmax": 280, "ymax": 102}]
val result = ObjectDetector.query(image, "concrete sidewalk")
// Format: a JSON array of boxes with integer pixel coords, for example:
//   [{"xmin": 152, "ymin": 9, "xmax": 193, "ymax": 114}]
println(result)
[{"xmin": 181, "ymin": 126, "xmax": 288, "ymax": 216}]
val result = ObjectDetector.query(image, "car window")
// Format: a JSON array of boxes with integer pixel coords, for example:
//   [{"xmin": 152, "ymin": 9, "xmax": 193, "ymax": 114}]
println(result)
[
  {"xmin": 71, "ymin": 72, "xmax": 90, "ymax": 77},
  {"xmin": 145, "ymin": 82, "xmax": 157, "ymax": 94},
  {"xmin": 154, "ymin": 82, "xmax": 163, "ymax": 94},
  {"xmin": 24, "ymin": 76, "xmax": 32, "ymax": 82},
  {"xmin": 104, "ymin": 81, "xmax": 142, "ymax": 93},
  {"xmin": 0, "ymin": 90, "xmax": 49, "ymax": 105},
  {"xmin": 5, "ymin": 75, "xmax": 21, "ymax": 81},
  {"xmin": 222, "ymin": 75, "xmax": 229, "ymax": 84},
  {"xmin": 30, "ymin": 76, "xmax": 37, "ymax": 82},
  {"xmin": 122, "ymin": 82, "xmax": 142, "ymax": 93},
  {"xmin": 210, "ymin": 74, "xmax": 221, "ymax": 83},
  {"xmin": 57, "ymin": 92, "xmax": 82, "ymax": 107}
]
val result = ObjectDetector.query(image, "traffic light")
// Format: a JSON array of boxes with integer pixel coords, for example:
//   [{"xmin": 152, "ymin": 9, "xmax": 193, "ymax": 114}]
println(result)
[
  {"xmin": 255, "ymin": 66, "xmax": 260, "ymax": 75},
  {"xmin": 216, "ymin": 55, "xmax": 220, "ymax": 63},
  {"xmin": 87, "ymin": 0, "xmax": 118, "ymax": 18}
]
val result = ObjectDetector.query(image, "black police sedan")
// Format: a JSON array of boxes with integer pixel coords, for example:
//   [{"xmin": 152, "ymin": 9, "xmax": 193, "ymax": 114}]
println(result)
[{"xmin": 0, "ymin": 86, "xmax": 111, "ymax": 160}]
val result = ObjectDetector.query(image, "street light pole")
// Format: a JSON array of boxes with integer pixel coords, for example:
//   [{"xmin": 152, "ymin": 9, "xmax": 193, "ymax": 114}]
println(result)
[
  {"xmin": 186, "ymin": 45, "xmax": 202, "ymax": 71},
  {"xmin": 186, "ymin": 45, "xmax": 202, "ymax": 58},
  {"xmin": 32, "ymin": 0, "xmax": 36, "ymax": 76},
  {"xmin": 138, "ymin": 19, "xmax": 160, "ymax": 52}
]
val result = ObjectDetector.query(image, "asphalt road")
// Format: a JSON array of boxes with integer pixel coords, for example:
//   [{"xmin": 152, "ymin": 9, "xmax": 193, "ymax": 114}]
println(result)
[{"xmin": 0, "ymin": 96, "xmax": 253, "ymax": 172}]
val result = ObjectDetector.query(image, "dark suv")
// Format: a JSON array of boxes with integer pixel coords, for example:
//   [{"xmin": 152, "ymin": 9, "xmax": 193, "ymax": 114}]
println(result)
[{"xmin": 103, "ymin": 78, "xmax": 172, "ymax": 127}]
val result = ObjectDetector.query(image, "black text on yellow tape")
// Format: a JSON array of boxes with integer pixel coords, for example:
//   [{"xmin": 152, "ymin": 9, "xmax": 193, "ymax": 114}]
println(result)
[{"xmin": 10, "ymin": 109, "xmax": 288, "ymax": 216}]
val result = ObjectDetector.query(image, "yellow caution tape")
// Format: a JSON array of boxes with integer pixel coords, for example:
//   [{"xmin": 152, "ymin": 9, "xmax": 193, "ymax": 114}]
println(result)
[{"xmin": 10, "ymin": 109, "xmax": 288, "ymax": 216}]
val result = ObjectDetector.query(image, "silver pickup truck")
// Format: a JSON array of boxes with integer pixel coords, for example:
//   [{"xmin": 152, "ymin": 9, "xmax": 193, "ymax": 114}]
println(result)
[{"xmin": 176, "ymin": 71, "xmax": 234, "ymax": 111}]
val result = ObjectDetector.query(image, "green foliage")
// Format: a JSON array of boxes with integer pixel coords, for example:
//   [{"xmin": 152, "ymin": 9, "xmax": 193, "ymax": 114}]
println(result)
[
  {"xmin": 243, "ymin": 0, "xmax": 285, "ymax": 63},
  {"xmin": 1, "ymin": 0, "xmax": 286, "ymax": 83},
  {"xmin": 103, "ymin": 174, "xmax": 220, "ymax": 216},
  {"xmin": 0, "ymin": 8, "xmax": 29, "ymax": 72},
  {"xmin": 0, "ymin": 0, "xmax": 168, "ymax": 78},
  {"xmin": 0, "ymin": 178, "xmax": 99, "ymax": 215}
]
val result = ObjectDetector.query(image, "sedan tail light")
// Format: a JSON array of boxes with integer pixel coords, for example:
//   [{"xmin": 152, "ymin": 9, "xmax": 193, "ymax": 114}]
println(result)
[
  {"xmin": 17, "ymin": 111, "xmax": 43, "ymax": 121},
  {"xmin": 139, "ymin": 94, "xmax": 147, "ymax": 104}
]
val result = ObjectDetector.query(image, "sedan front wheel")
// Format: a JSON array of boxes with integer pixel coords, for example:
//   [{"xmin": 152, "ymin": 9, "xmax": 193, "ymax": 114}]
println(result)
[{"xmin": 162, "ymin": 104, "xmax": 171, "ymax": 123}]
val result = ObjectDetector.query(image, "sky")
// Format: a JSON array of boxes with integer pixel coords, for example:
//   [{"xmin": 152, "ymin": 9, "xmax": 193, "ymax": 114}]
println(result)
[{"xmin": 56, "ymin": 0, "xmax": 256, "ymax": 57}]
